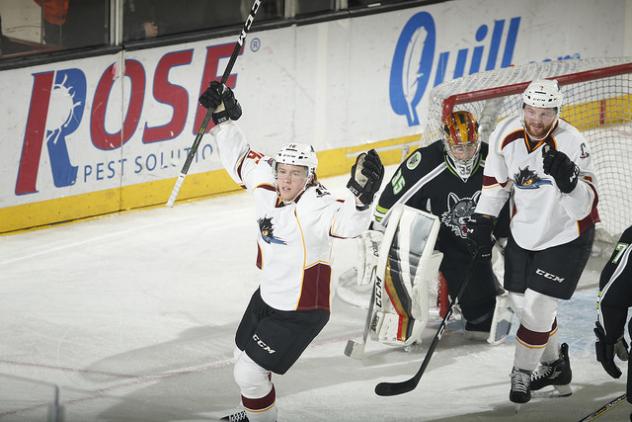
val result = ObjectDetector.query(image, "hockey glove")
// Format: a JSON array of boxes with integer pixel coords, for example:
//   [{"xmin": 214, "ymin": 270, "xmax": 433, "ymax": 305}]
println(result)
[
  {"xmin": 594, "ymin": 320, "xmax": 629, "ymax": 378},
  {"xmin": 198, "ymin": 81, "xmax": 242, "ymax": 124},
  {"xmin": 347, "ymin": 149, "xmax": 384, "ymax": 207},
  {"xmin": 465, "ymin": 213, "xmax": 495, "ymax": 262},
  {"xmin": 542, "ymin": 144, "xmax": 580, "ymax": 194}
]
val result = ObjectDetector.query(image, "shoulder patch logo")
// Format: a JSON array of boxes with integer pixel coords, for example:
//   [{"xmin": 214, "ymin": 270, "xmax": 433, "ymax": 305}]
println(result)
[
  {"xmin": 579, "ymin": 142, "xmax": 590, "ymax": 159},
  {"xmin": 258, "ymin": 216, "xmax": 287, "ymax": 245},
  {"xmin": 406, "ymin": 151, "xmax": 422, "ymax": 170}
]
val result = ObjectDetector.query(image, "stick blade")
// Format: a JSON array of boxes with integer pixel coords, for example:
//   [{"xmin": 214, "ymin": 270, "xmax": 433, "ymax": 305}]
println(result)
[
  {"xmin": 344, "ymin": 339, "xmax": 365, "ymax": 359},
  {"xmin": 375, "ymin": 379, "xmax": 417, "ymax": 396}
]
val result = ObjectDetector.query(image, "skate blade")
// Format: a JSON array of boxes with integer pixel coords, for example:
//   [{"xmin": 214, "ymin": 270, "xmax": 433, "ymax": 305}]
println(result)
[
  {"xmin": 531, "ymin": 384, "xmax": 572, "ymax": 399},
  {"xmin": 344, "ymin": 339, "xmax": 365, "ymax": 359},
  {"xmin": 554, "ymin": 384, "xmax": 572, "ymax": 397},
  {"xmin": 514, "ymin": 403, "xmax": 522, "ymax": 414}
]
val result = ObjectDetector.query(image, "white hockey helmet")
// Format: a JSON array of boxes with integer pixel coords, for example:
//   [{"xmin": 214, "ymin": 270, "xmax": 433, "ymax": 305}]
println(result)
[
  {"xmin": 274, "ymin": 143, "xmax": 318, "ymax": 180},
  {"xmin": 522, "ymin": 79, "xmax": 563, "ymax": 109}
]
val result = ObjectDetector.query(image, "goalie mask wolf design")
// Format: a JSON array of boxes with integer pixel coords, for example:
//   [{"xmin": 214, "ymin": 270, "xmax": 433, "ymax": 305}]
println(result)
[{"xmin": 441, "ymin": 191, "xmax": 481, "ymax": 238}]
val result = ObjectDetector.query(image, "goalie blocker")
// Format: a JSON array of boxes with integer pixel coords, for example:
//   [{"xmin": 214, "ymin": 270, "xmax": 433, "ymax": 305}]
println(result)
[{"xmin": 369, "ymin": 205, "xmax": 443, "ymax": 347}]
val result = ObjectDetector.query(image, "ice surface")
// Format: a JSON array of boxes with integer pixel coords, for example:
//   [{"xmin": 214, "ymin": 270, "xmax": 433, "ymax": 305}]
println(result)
[{"xmin": 0, "ymin": 171, "xmax": 629, "ymax": 421}]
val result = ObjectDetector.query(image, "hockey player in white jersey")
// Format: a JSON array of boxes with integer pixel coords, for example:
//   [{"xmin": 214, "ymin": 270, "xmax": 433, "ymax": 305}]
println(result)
[
  {"xmin": 467, "ymin": 79, "xmax": 598, "ymax": 405},
  {"xmin": 199, "ymin": 81, "xmax": 384, "ymax": 422}
]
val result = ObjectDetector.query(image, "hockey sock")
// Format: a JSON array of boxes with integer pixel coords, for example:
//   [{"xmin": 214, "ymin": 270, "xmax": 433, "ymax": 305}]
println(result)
[
  {"xmin": 234, "ymin": 351, "xmax": 277, "ymax": 421},
  {"xmin": 243, "ymin": 389, "xmax": 277, "ymax": 422},
  {"xmin": 515, "ymin": 324, "xmax": 549, "ymax": 371},
  {"xmin": 540, "ymin": 318, "xmax": 560, "ymax": 363}
]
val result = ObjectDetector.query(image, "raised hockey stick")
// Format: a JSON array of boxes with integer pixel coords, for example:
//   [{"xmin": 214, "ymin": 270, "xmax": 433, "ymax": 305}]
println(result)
[
  {"xmin": 166, "ymin": 0, "xmax": 263, "ymax": 208},
  {"xmin": 374, "ymin": 264, "xmax": 473, "ymax": 396},
  {"xmin": 577, "ymin": 393, "xmax": 626, "ymax": 421},
  {"xmin": 344, "ymin": 268, "xmax": 377, "ymax": 359}
]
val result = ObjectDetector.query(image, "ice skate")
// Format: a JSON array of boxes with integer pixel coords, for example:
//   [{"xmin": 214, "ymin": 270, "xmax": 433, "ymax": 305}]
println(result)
[
  {"xmin": 530, "ymin": 342, "xmax": 572, "ymax": 397},
  {"xmin": 221, "ymin": 409, "xmax": 249, "ymax": 421},
  {"xmin": 509, "ymin": 367, "xmax": 532, "ymax": 405}
]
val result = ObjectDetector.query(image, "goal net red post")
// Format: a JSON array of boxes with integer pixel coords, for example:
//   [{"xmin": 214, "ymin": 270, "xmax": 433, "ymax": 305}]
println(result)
[{"xmin": 422, "ymin": 57, "xmax": 632, "ymax": 240}]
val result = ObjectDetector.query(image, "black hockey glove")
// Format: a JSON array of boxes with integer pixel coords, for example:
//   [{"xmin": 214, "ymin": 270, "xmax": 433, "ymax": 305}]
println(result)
[
  {"xmin": 198, "ymin": 81, "xmax": 242, "ymax": 124},
  {"xmin": 542, "ymin": 144, "xmax": 580, "ymax": 194},
  {"xmin": 347, "ymin": 149, "xmax": 384, "ymax": 207},
  {"xmin": 465, "ymin": 213, "xmax": 495, "ymax": 262},
  {"xmin": 594, "ymin": 320, "xmax": 629, "ymax": 378}
]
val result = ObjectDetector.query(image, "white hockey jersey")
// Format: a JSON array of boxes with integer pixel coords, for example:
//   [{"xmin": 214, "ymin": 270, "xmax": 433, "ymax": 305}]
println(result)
[
  {"xmin": 475, "ymin": 116, "xmax": 599, "ymax": 251},
  {"xmin": 212, "ymin": 121, "xmax": 371, "ymax": 311}
]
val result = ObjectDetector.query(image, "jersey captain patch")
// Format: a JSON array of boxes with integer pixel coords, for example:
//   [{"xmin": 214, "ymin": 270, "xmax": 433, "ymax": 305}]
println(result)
[
  {"xmin": 441, "ymin": 191, "xmax": 481, "ymax": 238},
  {"xmin": 258, "ymin": 216, "xmax": 287, "ymax": 245},
  {"xmin": 513, "ymin": 166, "xmax": 552, "ymax": 190}
]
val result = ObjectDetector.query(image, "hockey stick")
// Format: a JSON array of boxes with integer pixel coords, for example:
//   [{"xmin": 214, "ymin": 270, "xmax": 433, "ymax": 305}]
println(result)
[
  {"xmin": 577, "ymin": 393, "xmax": 626, "ymax": 421},
  {"xmin": 374, "ymin": 263, "xmax": 473, "ymax": 396},
  {"xmin": 166, "ymin": 0, "xmax": 263, "ymax": 208},
  {"xmin": 344, "ymin": 267, "xmax": 377, "ymax": 359}
]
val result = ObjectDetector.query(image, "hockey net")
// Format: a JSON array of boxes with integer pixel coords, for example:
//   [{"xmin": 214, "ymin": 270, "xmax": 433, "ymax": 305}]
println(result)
[{"xmin": 422, "ymin": 57, "xmax": 632, "ymax": 240}]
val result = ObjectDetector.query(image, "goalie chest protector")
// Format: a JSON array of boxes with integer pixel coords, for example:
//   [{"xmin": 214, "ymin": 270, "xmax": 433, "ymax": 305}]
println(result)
[{"xmin": 376, "ymin": 140, "xmax": 490, "ymax": 258}]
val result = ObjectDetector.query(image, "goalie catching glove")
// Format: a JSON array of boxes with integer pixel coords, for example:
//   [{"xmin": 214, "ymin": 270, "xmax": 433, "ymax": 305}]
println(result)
[
  {"xmin": 594, "ymin": 320, "xmax": 629, "ymax": 378},
  {"xmin": 198, "ymin": 81, "xmax": 242, "ymax": 124},
  {"xmin": 347, "ymin": 149, "xmax": 384, "ymax": 207}
]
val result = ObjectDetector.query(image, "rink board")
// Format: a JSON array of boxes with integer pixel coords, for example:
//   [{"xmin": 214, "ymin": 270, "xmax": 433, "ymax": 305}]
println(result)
[{"xmin": 0, "ymin": 0, "xmax": 629, "ymax": 233}]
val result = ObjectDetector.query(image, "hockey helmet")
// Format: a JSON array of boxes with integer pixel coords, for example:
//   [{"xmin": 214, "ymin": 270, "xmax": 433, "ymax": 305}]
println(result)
[
  {"xmin": 274, "ymin": 143, "xmax": 318, "ymax": 181},
  {"xmin": 523, "ymin": 79, "xmax": 563, "ymax": 109},
  {"xmin": 522, "ymin": 79, "xmax": 563, "ymax": 140},
  {"xmin": 442, "ymin": 110, "xmax": 481, "ymax": 181}
]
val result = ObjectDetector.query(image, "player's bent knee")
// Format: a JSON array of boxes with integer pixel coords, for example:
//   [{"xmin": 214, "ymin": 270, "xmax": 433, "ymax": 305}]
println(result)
[
  {"xmin": 520, "ymin": 289, "xmax": 559, "ymax": 332},
  {"xmin": 234, "ymin": 352, "xmax": 273, "ymax": 399}
]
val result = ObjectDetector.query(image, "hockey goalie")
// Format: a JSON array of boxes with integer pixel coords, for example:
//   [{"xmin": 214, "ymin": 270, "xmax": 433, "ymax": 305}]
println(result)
[{"xmin": 342, "ymin": 203, "xmax": 513, "ymax": 357}]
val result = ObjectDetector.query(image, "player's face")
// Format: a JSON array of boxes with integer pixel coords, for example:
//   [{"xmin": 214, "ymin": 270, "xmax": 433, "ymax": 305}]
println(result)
[
  {"xmin": 448, "ymin": 132, "xmax": 478, "ymax": 161},
  {"xmin": 523, "ymin": 105, "xmax": 557, "ymax": 139},
  {"xmin": 276, "ymin": 163, "xmax": 309, "ymax": 201}
]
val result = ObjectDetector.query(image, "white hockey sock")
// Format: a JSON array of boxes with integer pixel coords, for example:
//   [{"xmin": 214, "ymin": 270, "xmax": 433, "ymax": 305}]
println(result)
[
  {"xmin": 234, "ymin": 350, "xmax": 277, "ymax": 421},
  {"xmin": 514, "ymin": 333, "xmax": 546, "ymax": 371},
  {"xmin": 513, "ymin": 290, "xmax": 558, "ymax": 371},
  {"xmin": 245, "ymin": 405, "xmax": 278, "ymax": 422},
  {"xmin": 540, "ymin": 323, "xmax": 560, "ymax": 363}
]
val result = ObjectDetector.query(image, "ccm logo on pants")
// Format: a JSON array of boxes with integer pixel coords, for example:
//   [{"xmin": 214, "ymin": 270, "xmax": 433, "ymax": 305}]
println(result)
[
  {"xmin": 536, "ymin": 268, "xmax": 565, "ymax": 283},
  {"xmin": 253, "ymin": 334, "xmax": 276, "ymax": 354}
]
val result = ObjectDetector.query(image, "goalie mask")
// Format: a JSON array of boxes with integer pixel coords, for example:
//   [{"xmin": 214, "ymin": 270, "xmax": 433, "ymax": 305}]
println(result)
[
  {"xmin": 442, "ymin": 110, "xmax": 481, "ymax": 181},
  {"xmin": 522, "ymin": 79, "xmax": 563, "ymax": 140}
]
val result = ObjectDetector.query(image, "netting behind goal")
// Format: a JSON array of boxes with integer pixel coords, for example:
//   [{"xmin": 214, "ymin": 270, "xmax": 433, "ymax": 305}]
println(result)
[{"xmin": 422, "ymin": 58, "xmax": 632, "ymax": 239}]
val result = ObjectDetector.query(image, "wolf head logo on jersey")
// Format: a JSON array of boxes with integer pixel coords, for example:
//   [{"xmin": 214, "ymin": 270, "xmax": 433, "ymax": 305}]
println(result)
[
  {"xmin": 514, "ymin": 166, "xmax": 552, "ymax": 189},
  {"xmin": 441, "ymin": 191, "xmax": 481, "ymax": 238},
  {"xmin": 258, "ymin": 217, "xmax": 287, "ymax": 245}
]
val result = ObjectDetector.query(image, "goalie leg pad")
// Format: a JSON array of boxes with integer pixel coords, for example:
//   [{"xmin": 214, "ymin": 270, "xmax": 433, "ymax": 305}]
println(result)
[
  {"xmin": 358, "ymin": 230, "xmax": 384, "ymax": 286},
  {"xmin": 371, "ymin": 310, "xmax": 425, "ymax": 347},
  {"xmin": 486, "ymin": 292, "xmax": 515, "ymax": 344},
  {"xmin": 370, "ymin": 205, "xmax": 441, "ymax": 347}
]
